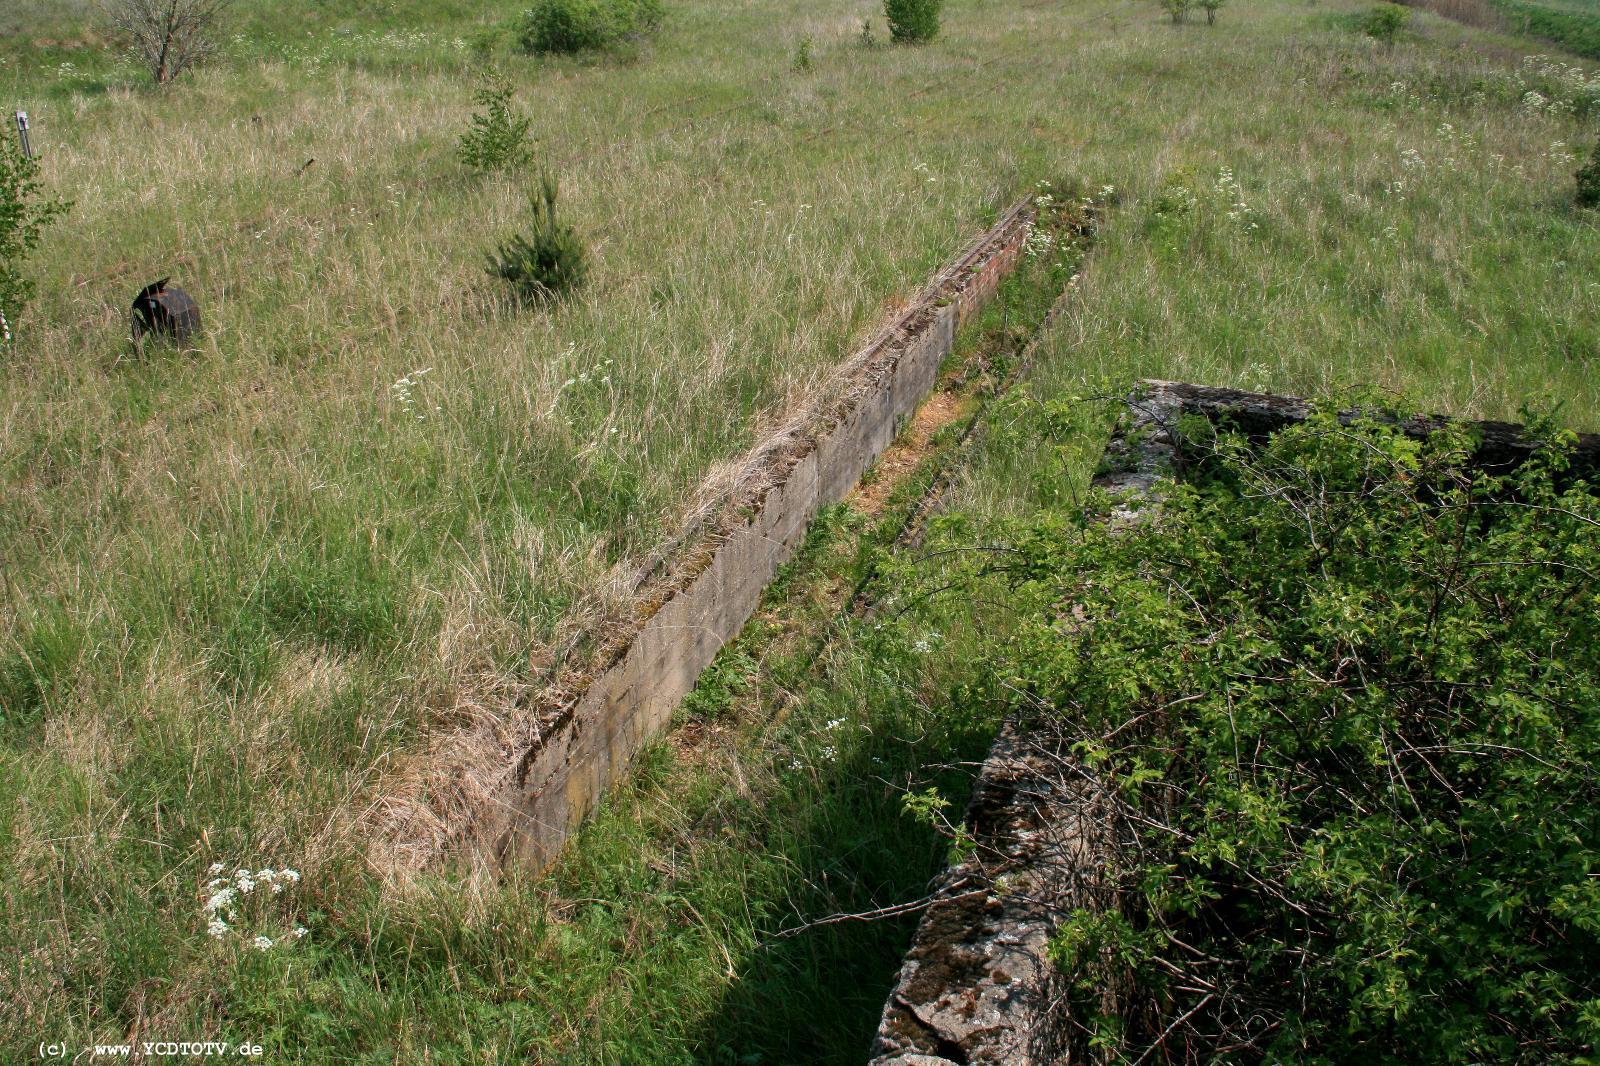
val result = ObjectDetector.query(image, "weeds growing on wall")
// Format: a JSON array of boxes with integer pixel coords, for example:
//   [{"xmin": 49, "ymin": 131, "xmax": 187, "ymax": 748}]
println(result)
[{"xmin": 957, "ymin": 406, "xmax": 1600, "ymax": 1061}]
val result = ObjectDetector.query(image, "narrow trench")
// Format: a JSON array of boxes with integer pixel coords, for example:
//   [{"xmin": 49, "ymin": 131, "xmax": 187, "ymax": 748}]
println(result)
[{"xmin": 637, "ymin": 203, "xmax": 1103, "ymax": 1058}]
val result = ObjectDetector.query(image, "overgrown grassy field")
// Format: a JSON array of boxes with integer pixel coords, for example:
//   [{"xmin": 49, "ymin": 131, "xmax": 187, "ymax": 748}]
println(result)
[{"xmin": 3, "ymin": 0, "xmax": 1600, "ymax": 1058}]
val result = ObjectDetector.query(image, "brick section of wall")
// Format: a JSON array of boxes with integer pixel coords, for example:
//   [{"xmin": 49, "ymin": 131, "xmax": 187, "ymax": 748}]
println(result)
[{"xmin": 474, "ymin": 202, "xmax": 1037, "ymax": 872}]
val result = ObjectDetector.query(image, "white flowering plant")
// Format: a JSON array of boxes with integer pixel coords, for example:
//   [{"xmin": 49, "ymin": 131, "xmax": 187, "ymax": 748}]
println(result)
[{"xmin": 199, "ymin": 861, "xmax": 310, "ymax": 952}]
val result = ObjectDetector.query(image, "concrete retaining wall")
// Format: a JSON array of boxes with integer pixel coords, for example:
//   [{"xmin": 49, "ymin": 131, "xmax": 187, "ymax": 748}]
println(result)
[{"xmin": 476, "ymin": 201, "xmax": 1038, "ymax": 871}]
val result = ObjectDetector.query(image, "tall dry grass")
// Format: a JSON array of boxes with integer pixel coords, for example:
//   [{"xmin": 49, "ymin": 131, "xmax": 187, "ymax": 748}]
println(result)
[{"xmin": 2, "ymin": 0, "xmax": 1600, "ymax": 1055}]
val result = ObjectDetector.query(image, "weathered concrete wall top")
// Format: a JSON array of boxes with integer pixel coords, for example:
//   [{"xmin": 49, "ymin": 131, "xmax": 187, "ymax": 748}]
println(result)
[{"xmin": 452, "ymin": 200, "xmax": 1041, "ymax": 874}]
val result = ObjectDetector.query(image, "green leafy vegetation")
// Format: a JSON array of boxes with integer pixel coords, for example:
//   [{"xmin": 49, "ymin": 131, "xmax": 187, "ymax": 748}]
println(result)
[
  {"xmin": 1363, "ymin": 1, "xmax": 1412, "ymax": 42},
  {"xmin": 5, "ymin": 0, "xmax": 1600, "ymax": 1057},
  {"xmin": 970, "ymin": 407, "xmax": 1600, "ymax": 1060},
  {"xmin": 456, "ymin": 71, "xmax": 535, "ymax": 173},
  {"xmin": 1577, "ymin": 136, "xmax": 1600, "ymax": 205},
  {"xmin": 0, "ymin": 132, "xmax": 68, "ymax": 341},
  {"xmin": 517, "ymin": 0, "xmax": 664, "ymax": 55},
  {"xmin": 884, "ymin": 0, "xmax": 941, "ymax": 43},
  {"xmin": 1495, "ymin": 0, "xmax": 1600, "ymax": 59},
  {"xmin": 486, "ymin": 172, "xmax": 589, "ymax": 304}
]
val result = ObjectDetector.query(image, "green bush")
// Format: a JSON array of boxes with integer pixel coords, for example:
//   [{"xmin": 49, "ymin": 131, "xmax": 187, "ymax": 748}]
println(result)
[
  {"xmin": 457, "ymin": 73, "xmax": 535, "ymax": 173},
  {"xmin": 976, "ymin": 406, "xmax": 1600, "ymax": 1060},
  {"xmin": 1361, "ymin": 1, "xmax": 1409, "ymax": 43},
  {"xmin": 518, "ymin": 0, "xmax": 663, "ymax": 55},
  {"xmin": 1198, "ymin": 0, "xmax": 1226, "ymax": 24},
  {"xmin": 0, "ymin": 132, "xmax": 69, "ymax": 344},
  {"xmin": 884, "ymin": 0, "xmax": 941, "ymax": 43},
  {"xmin": 1162, "ymin": 0, "xmax": 1193, "ymax": 23},
  {"xmin": 486, "ymin": 173, "xmax": 588, "ymax": 305},
  {"xmin": 792, "ymin": 34, "xmax": 814, "ymax": 73},
  {"xmin": 1577, "ymin": 140, "xmax": 1600, "ymax": 208}
]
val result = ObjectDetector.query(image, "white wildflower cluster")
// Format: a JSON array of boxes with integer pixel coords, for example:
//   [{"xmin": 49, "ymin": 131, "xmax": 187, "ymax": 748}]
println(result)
[
  {"xmin": 1550, "ymin": 141, "xmax": 1578, "ymax": 166},
  {"xmin": 200, "ymin": 862, "xmax": 306, "ymax": 950},
  {"xmin": 547, "ymin": 349, "xmax": 616, "ymax": 426},
  {"xmin": 1384, "ymin": 80, "xmax": 1426, "ymax": 112},
  {"xmin": 913, "ymin": 161, "xmax": 938, "ymax": 184},
  {"xmin": 1427, "ymin": 121, "xmax": 1480, "ymax": 174},
  {"xmin": 1389, "ymin": 55, "xmax": 1599, "ymax": 117},
  {"xmin": 1215, "ymin": 166, "xmax": 1259, "ymax": 231},
  {"xmin": 391, "ymin": 367, "xmax": 439, "ymax": 421},
  {"xmin": 1515, "ymin": 55, "xmax": 1600, "ymax": 115},
  {"xmin": 1024, "ymin": 226, "xmax": 1057, "ymax": 259},
  {"xmin": 0, "ymin": 309, "xmax": 10, "ymax": 345}
]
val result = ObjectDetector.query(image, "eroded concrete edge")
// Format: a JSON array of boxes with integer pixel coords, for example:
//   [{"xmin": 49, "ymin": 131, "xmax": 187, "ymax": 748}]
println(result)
[{"xmin": 476, "ymin": 201, "xmax": 1038, "ymax": 872}]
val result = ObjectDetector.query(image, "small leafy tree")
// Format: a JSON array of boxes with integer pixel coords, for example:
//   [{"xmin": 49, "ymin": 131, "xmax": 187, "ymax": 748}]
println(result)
[
  {"xmin": 884, "ymin": 0, "xmax": 941, "ymax": 43},
  {"xmin": 104, "ymin": 0, "xmax": 231, "ymax": 84},
  {"xmin": 1576, "ymin": 140, "xmax": 1600, "ymax": 207},
  {"xmin": 792, "ymin": 34, "xmax": 814, "ymax": 73},
  {"xmin": 1161, "ymin": 0, "xmax": 1193, "ymax": 23},
  {"xmin": 458, "ymin": 73, "xmax": 535, "ymax": 173},
  {"xmin": 1361, "ymin": 2, "xmax": 1409, "ymax": 43},
  {"xmin": 1199, "ymin": 0, "xmax": 1226, "ymax": 24},
  {"xmin": 0, "ymin": 133, "xmax": 70, "ymax": 343},
  {"xmin": 518, "ymin": 0, "xmax": 663, "ymax": 55},
  {"xmin": 486, "ymin": 173, "xmax": 588, "ymax": 305}
]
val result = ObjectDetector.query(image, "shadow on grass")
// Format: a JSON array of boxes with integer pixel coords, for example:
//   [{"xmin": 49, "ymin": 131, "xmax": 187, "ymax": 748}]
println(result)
[{"xmin": 685, "ymin": 715, "xmax": 995, "ymax": 1066}]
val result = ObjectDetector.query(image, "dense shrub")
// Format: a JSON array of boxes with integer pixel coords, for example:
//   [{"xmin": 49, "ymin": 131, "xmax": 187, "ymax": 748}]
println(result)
[
  {"xmin": 1361, "ymin": 1, "xmax": 1410, "ymax": 42},
  {"xmin": 457, "ymin": 73, "xmax": 535, "ymax": 173},
  {"xmin": 1198, "ymin": 0, "xmax": 1226, "ymax": 24},
  {"xmin": 885, "ymin": 0, "xmax": 941, "ymax": 43},
  {"xmin": 0, "ymin": 133, "xmax": 69, "ymax": 345},
  {"xmin": 1577, "ymin": 139, "xmax": 1600, "ymax": 207},
  {"xmin": 486, "ymin": 173, "xmax": 588, "ymax": 305},
  {"xmin": 977, "ymin": 406, "xmax": 1600, "ymax": 1061},
  {"xmin": 518, "ymin": 0, "xmax": 663, "ymax": 55}
]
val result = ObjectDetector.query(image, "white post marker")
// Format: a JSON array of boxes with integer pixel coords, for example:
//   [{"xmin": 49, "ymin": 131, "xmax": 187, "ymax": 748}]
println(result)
[{"xmin": 14, "ymin": 111, "xmax": 31, "ymax": 159}]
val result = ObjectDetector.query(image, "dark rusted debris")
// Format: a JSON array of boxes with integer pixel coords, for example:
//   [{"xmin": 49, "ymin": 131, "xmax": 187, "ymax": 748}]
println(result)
[{"xmin": 131, "ymin": 278, "xmax": 201, "ymax": 344}]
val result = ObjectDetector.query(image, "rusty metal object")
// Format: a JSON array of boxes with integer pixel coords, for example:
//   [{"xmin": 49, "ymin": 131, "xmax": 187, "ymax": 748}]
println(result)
[{"xmin": 130, "ymin": 278, "xmax": 201, "ymax": 344}]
